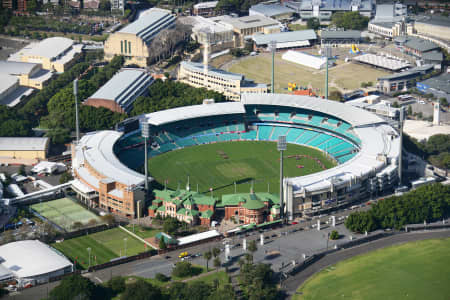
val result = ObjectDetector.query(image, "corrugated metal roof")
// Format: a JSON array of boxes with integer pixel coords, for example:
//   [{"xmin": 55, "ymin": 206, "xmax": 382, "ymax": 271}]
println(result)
[
  {"xmin": 250, "ymin": 3, "xmax": 295, "ymax": 17},
  {"xmin": 301, "ymin": 0, "xmax": 373, "ymax": 11},
  {"xmin": 181, "ymin": 61, "xmax": 243, "ymax": 81},
  {"xmin": 378, "ymin": 64, "xmax": 433, "ymax": 81},
  {"xmin": 214, "ymin": 15, "xmax": 279, "ymax": 30},
  {"xmin": 0, "ymin": 61, "xmax": 40, "ymax": 76},
  {"xmin": 119, "ymin": 8, "xmax": 176, "ymax": 44},
  {"xmin": 422, "ymin": 51, "xmax": 444, "ymax": 62},
  {"xmin": 404, "ymin": 36, "xmax": 439, "ymax": 53},
  {"xmin": 19, "ymin": 37, "xmax": 74, "ymax": 60},
  {"xmin": 193, "ymin": 1, "xmax": 217, "ymax": 9},
  {"xmin": 88, "ymin": 68, "xmax": 153, "ymax": 112},
  {"xmin": 321, "ymin": 30, "xmax": 361, "ymax": 40},
  {"xmin": 144, "ymin": 102, "xmax": 246, "ymax": 126},
  {"xmin": 252, "ymin": 29, "xmax": 317, "ymax": 45},
  {"xmin": 0, "ymin": 137, "xmax": 48, "ymax": 151},
  {"xmin": 420, "ymin": 73, "xmax": 450, "ymax": 94}
]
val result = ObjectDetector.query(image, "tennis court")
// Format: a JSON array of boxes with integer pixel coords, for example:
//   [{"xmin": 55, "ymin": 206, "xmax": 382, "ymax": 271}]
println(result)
[{"xmin": 31, "ymin": 197, "xmax": 104, "ymax": 231}]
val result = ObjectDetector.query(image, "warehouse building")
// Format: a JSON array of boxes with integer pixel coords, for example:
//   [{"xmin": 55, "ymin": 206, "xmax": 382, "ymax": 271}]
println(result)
[
  {"xmin": 377, "ymin": 64, "xmax": 434, "ymax": 94},
  {"xmin": 8, "ymin": 37, "xmax": 83, "ymax": 73},
  {"xmin": 0, "ymin": 137, "xmax": 49, "ymax": 161},
  {"xmin": 320, "ymin": 30, "xmax": 362, "ymax": 47},
  {"xmin": 299, "ymin": 0, "xmax": 373, "ymax": 20},
  {"xmin": 251, "ymin": 30, "xmax": 317, "ymax": 51},
  {"xmin": 402, "ymin": 36, "xmax": 440, "ymax": 58},
  {"xmin": 249, "ymin": 3, "xmax": 295, "ymax": 21},
  {"xmin": 84, "ymin": 68, "xmax": 154, "ymax": 113},
  {"xmin": 104, "ymin": 8, "xmax": 176, "ymax": 67},
  {"xmin": 0, "ymin": 240, "xmax": 73, "ymax": 287},
  {"xmin": 417, "ymin": 73, "xmax": 450, "ymax": 102},
  {"xmin": 211, "ymin": 15, "xmax": 280, "ymax": 47},
  {"xmin": 413, "ymin": 15, "xmax": 450, "ymax": 42},
  {"xmin": 72, "ymin": 130, "xmax": 147, "ymax": 218}
]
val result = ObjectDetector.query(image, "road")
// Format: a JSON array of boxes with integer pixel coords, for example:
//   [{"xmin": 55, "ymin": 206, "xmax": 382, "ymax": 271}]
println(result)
[{"xmin": 282, "ymin": 230, "xmax": 450, "ymax": 298}]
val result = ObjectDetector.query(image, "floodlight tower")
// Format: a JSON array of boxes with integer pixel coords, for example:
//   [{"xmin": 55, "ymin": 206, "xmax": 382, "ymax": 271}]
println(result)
[
  {"xmin": 141, "ymin": 119, "xmax": 150, "ymax": 197},
  {"xmin": 398, "ymin": 107, "xmax": 404, "ymax": 185},
  {"xmin": 277, "ymin": 135, "xmax": 287, "ymax": 221},
  {"xmin": 270, "ymin": 40, "xmax": 277, "ymax": 93},
  {"xmin": 73, "ymin": 79, "xmax": 80, "ymax": 144}
]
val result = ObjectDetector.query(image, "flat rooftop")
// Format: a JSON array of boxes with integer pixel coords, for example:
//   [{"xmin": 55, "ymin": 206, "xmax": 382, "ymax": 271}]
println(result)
[
  {"xmin": 353, "ymin": 53, "xmax": 411, "ymax": 71},
  {"xmin": 213, "ymin": 15, "xmax": 279, "ymax": 30},
  {"xmin": 252, "ymin": 29, "xmax": 317, "ymax": 45}
]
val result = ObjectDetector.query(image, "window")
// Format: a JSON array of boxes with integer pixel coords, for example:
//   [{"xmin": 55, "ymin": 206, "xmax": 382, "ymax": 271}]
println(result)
[
  {"xmin": 124, "ymin": 40, "xmax": 127, "ymax": 53},
  {"xmin": 121, "ymin": 41, "xmax": 123, "ymax": 53},
  {"xmin": 128, "ymin": 41, "xmax": 131, "ymax": 54}
]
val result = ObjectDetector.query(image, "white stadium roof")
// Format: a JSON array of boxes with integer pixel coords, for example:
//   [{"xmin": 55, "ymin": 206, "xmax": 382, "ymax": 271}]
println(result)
[
  {"xmin": 177, "ymin": 230, "xmax": 220, "ymax": 246},
  {"xmin": 353, "ymin": 53, "xmax": 411, "ymax": 71},
  {"xmin": 144, "ymin": 102, "xmax": 246, "ymax": 126},
  {"xmin": 0, "ymin": 137, "xmax": 49, "ymax": 151},
  {"xmin": 0, "ymin": 240, "xmax": 72, "ymax": 279},
  {"xmin": 241, "ymin": 93, "xmax": 385, "ymax": 127},
  {"xmin": 73, "ymin": 131, "xmax": 146, "ymax": 187}
]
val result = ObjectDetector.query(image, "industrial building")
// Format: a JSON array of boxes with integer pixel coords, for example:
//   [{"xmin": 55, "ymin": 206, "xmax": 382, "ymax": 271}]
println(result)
[
  {"xmin": 376, "ymin": 64, "xmax": 434, "ymax": 94},
  {"xmin": 251, "ymin": 30, "xmax": 317, "ymax": 51},
  {"xmin": 8, "ymin": 37, "xmax": 83, "ymax": 73},
  {"xmin": 0, "ymin": 240, "xmax": 73, "ymax": 287},
  {"xmin": 320, "ymin": 30, "xmax": 362, "ymax": 46},
  {"xmin": 299, "ymin": 0, "xmax": 373, "ymax": 20},
  {"xmin": 104, "ymin": 8, "xmax": 176, "ymax": 67},
  {"xmin": 178, "ymin": 61, "xmax": 268, "ymax": 100},
  {"xmin": 192, "ymin": 1, "xmax": 220, "ymax": 17},
  {"xmin": 282, "ymin": 50, "xmax": 328, "ymax": 70},
  {"xmin": 71, "ymin": 130, "xmax": 147, "ymax": 218},
  {"xmin": 0, "ymin": 61, "xmax": 52, "ymax": 107},
  {"xmin": 0, "ymin": 137, "xmax": 49, "ymax": 161},
  {"xmin": 211, "ymin": 15, "xmax": 280, "ymax": 47},
  {"xmin": 249, "ymin": 3, "xmax": 295, "ymax": 21},
  {"xmin": 401, "ymin": 36, "xmax": 440, "ymax": 58},
  {"xmin": 84, "ymin": 68, "xmax": 154, "ymax": 113},
  {"xmin": 417, "ymin": 73, "xmax": 450, "ymax": 102}
]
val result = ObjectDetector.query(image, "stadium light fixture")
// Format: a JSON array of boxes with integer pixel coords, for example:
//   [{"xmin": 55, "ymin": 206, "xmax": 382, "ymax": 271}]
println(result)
[
  {"xmin": 74, "ymin": 79, "xmax": 80, "ymax": 144},
  {"xmin": 277, "ymin": 135, "xmax": 287, "ymax": 221},
  {"xmin": 270, "ymin": 40, "xmax": 277, "ymax": 94},
  {"xmin": 141, "ymin": 118, "xmax": 150, "ymax": 198}
]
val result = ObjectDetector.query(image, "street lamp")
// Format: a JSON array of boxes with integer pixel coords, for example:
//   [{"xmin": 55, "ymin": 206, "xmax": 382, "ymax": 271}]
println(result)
[
  {"xmin": 269, "ymin": 40, "xmax": 277, "ymax": 93},
  {"xmin": 87, "ymin": 247, "xmax": 91, "ymax": 268},
  {"xmin": 124, "ymin": 238, "xmax": 128, "ymax": 256},
  {"xmin": 277, "ymin": 135, "xmax": 287, "ymax": 221}
]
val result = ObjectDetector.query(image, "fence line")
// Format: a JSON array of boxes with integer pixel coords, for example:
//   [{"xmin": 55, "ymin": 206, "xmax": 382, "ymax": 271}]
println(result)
[{"xmin": 118, "ymin": 225, "xmax": 157, "ymax": 250}]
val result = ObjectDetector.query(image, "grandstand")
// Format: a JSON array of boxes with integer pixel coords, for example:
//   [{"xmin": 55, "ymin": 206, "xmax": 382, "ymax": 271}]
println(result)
[{"xmin": 109, "ymin": 94, "xmax": 400, "ymax": 220}]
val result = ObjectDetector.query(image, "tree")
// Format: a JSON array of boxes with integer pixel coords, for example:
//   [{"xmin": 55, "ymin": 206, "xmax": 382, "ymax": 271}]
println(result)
[
  {"xmin": 59, "ymin": 171, "xmax": 74, "ymax": 184},
  {"xmin": 18, "ymin": 164, "xmax": 26, "ymax": 176},
  {"xmin": 248, "ymin": 240, "xmax": 257, "ymax": 255},
  {"xmin": 209, "ymin": 284, "xmax": 236, "ymax": 300},
  {"xmin": 99, "ymin": 0, "xmax": 111, "ymax": 11},
  {"xmin": 392, "ymin": 101, "xmax": 400, "ymax": 108},
  {"xmin": 408, "ymin": 105, "xmax": 413, "ymax": 116},
  {"xmin": 49, "ymin": 274, "xmax": 98, "ymax": 300},
  {"xmin": 331, "ymin": 11, "xmax": 369, "ymax": 30},
  {"xmin": 159, "ymin": 236, "xmax": 167, "ymax": 250},
  {"xmin": 121, "ymin": 279, "xmax": 161, "ymax": 300},
  {"xmin": 204, "ymin": 250, "xmax": 212, "ymax": 271},
  {"xmin": 101, "ymin": 214, "xmax": 115, "ymax": 226},
  {"xmin": 329, "ymin": 230, "xmax": 339, "ymax": 240},
  {"xmin": 186, "ymin": 281, "xmax": 212, "ymax": 299},
  {"xmin": 172, "ymin": 261, "xmax": 196, "ymax": 278},
  {"xmin": 439, "ymin": 97, "xmax": 448, "ymax": 107},
  {"xmin": 163, "ymin": 217, "xmax": 180, "ymax": 235},
  {"xmin": 212, "ymin": 247, "xmax": 221, "ymax": 258},
  {"xmin": 155, "ymin": 273, "xmax": 170, "ymax": 282},
  {"xmin": 213, "ymin": 256, "xmax": 221, "ymax": 271},
  {"xmin": 105, "ymin": 276, "xmax": 126, "ymax": 296},
  {"xmin": 307, "ymin": 18, "xmax": 320, "ymax": 30}
]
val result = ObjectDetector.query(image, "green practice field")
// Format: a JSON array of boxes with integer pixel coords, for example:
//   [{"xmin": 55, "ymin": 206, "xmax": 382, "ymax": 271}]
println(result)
[
  {"xmin": 227, "ymin": 53, "xmax": 390, "ymax": 94},
  {"xmin": 31, "ymin": 197, "xmax": 104, "ymax": 232},
  {"xmin": 52, "ymin": 227, "xmax": 148, "ymax": 269},
  {"xmin": 294, "ymin": 238, "xmax": 450, "ymax": 300},
  {"xmin": 149, "ymin": 141, "xmax": 335, "ymax": 197}
]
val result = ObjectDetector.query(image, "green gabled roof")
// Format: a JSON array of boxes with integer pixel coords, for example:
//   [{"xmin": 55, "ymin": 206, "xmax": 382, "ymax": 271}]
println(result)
[
  {"xmin": 201, "ymin": 210, "xmax": 214, "ymax": 219},
  {"xmin": 242, "ymin": 197, "xmax": 265, "ymax": 210},
  {"xmin": 177, "ymin": 208, "xmax": 186, "ymax": 215},
  {"xmin": 193, "ymin": 194, "xmax": 216, "ymax": 206},
  {"xmin": 221, "ymin": 194, "xmax": 247, "ymax": 206},
  {"xmin": 152, "ymin": 199, "xmax": 163, "ymax": 204},
  {"xmin": 157, "ymin": 206, "xmax": 165, "ymax": 212},
  {"xmin": 148, "ymin": 205, "xmax": 158, "ymax": 210},
  {"xmin": 187, "ymin": 209, "xmax": 199, "ymax": 217},
  {"xmin": 183, "ymin": 198, "xmax": 193, "ymax": 207},
  {"xmin": 222, "ymin": 192, "xmax": 277, "ymax": 210},
  {"xmin": 153, "ymin": 189, "xmax": 173, "ymax": 201}
]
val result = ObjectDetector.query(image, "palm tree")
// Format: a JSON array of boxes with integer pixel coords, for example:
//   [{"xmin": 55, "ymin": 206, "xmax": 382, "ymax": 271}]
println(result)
[
  {"xmin": 213, "ymin": 257, "xmax": 221, "ymax": 271},
  {"xmin": 212, "ymin": 247, "xmax": 220, "ymax": 258},
  {"xmin": 204, "ymin": 250, "xmax": 212, "ymax": 271}
]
